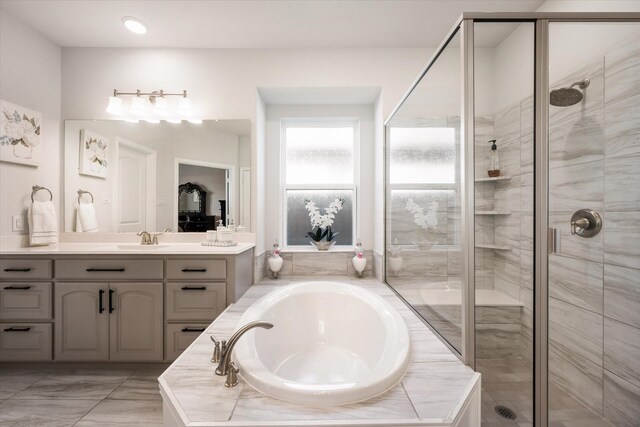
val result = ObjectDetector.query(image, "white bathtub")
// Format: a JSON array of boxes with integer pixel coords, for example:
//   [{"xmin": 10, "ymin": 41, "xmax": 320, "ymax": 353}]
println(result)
[{"xmin": 233, "ymin": 281, "xmax": 411, "ymax": 406}]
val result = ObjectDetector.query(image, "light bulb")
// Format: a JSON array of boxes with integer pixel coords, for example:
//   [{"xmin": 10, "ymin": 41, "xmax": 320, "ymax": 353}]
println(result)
[
  {"xmin": 166, "ymin": 118, "xmax": 182, "ymax": 124},
  {"xmin": 106, "ymin": 96, "xmax": 123, "ymax": 115},
  {"xmin": 144, "ymin": 118, "xmax": 160, "ymax": 124},
  {"xmin": 153, "ymin": 97, "xmax": 168, "ymax": 116},
  {"xmin": 122, "ymin": 17, "xmax": 147, "ymax": 34},
  {"xmin": 130, "ymin": 97, "xmax": 146, "ymax": 116},
  {"xmin": 187, "ymin": 118, "xmax": 203, "ymax": 124},
  {"xmin": 177, "ymin": 97, "xmax": 191, "ymax": 116}
]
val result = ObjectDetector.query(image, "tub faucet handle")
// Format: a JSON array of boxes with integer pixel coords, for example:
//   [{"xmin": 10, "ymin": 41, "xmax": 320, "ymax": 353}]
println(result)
[
  {"xmin": 210, "ymin": 335, "xmax": 226, "ymax": 364},
  {"xmin": 225, "ymin": 362, "xmax": 239, "ymax": 387}
]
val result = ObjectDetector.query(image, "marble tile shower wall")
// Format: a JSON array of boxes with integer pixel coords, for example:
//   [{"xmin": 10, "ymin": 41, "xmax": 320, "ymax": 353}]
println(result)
[
  {"xmin": 545, "ymin": 39, "xmax": 640, "ymax": 426},
  {"xmin": 474, "ymin": 98, "xmax": 533, "ymax": 361}
]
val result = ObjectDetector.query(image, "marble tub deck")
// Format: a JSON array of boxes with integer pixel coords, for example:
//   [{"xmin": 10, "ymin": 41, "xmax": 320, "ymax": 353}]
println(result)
[{"xmin": 159, "ymin": 276, "xmax": 480, "ymax": 426}]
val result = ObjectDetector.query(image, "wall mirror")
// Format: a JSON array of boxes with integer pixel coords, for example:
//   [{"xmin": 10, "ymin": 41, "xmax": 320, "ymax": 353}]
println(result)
[{"xmin": 63, "ymin": 119, "xmax": 251, "ymax": 233}]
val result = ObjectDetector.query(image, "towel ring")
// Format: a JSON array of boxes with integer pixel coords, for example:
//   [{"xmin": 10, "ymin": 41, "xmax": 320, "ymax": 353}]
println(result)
[
  {"xmin": 31, "ymin": 185, "xmax": 53, "ymax": 202},
  {"xmin": 77, "ymin": 189, "xmax": 94, "ymax": 204}
]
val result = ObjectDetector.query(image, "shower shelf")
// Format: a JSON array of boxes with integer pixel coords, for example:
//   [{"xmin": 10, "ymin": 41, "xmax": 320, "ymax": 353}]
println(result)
[
  {"xmin": 475, "ymin": 243, "xmax": 512, "ymax": 251},
  {"xmin": 475, "ymin": 176, "xmax": 511, "ymax": 182},
  {"xmin": 475, "ymin": 210, "xmax": 511, "ymax": 215}
]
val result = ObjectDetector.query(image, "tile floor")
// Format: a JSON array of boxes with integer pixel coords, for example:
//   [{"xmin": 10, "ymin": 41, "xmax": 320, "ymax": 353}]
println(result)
[
  {"xmin": 477, "ymin": 357, "xmax": 612, "ymax": 427},
  {"xmin": 0, "ymin": 362, "xmax": 169, "ymax": 426}
]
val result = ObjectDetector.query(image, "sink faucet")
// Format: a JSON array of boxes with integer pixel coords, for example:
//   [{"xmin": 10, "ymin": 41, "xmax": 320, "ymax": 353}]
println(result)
[
  {"xmin": 137, "ymin": 231, "xmax": 160, "ymax": 245},
  {"xmin": 212, "ymin": 321, "xmax": 273, "ymax": 387},
  {"xmin": 137, "ymin": 231, "xmax": 152, "ymax": 245}
]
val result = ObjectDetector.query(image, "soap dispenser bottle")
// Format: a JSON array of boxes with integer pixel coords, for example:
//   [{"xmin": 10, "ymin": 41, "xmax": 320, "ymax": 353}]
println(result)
[{"xmin": 487, "ymin": 139, "xmax": 500, "ymax": 177}]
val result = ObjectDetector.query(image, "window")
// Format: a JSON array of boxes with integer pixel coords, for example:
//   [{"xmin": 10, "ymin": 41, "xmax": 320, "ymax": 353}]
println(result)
[
  {"xmin": 282, "ymin": 120, "xmax": 358, "ymax": 247},
  {"xmin": 387, "ymin": 126, "xmax": 457, "ymax": 246}
]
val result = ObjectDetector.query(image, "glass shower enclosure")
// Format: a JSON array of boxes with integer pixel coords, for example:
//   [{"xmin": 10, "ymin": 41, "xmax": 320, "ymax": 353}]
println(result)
[{"xmin": 385, "ymin": 12, "xmax": 640, "ymax": 427}]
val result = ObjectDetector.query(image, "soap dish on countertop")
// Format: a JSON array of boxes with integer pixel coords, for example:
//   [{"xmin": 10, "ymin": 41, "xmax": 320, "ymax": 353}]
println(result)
[{"xmin": 202, "ymin": 241, "xmax": 238, "ymax": 247}]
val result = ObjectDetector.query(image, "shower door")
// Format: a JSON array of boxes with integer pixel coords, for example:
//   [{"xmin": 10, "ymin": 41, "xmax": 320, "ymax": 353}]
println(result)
[{"xmin": 545, "ymin": 21, "xmax": 640, "ymax": 426}]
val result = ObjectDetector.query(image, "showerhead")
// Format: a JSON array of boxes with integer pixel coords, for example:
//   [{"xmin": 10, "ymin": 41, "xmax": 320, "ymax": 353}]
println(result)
[{"xmin": 550, "ymin": 78, "xmax": 590, "ymax": 107}]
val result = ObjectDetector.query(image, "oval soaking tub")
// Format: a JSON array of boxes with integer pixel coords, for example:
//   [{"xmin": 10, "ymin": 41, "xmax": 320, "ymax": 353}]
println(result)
[{"xmin": 233, "ymin": 281, "xmax": 411, "ymax": 406}]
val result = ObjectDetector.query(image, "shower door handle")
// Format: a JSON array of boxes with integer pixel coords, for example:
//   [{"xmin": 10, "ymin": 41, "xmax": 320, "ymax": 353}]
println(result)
[{"xmin": 548, "ymin": 228, "xmax": 559, "ymax": 254}]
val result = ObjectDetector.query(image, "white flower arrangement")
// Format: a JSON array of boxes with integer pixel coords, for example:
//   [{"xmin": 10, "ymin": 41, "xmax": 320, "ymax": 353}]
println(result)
[
  {"xmin": 304, "ymin": 197, "xmax": 344, "ymax": 242},
  {"xmin": 405, "ymin": 199, "xmax": 439, "ymax": 230}
]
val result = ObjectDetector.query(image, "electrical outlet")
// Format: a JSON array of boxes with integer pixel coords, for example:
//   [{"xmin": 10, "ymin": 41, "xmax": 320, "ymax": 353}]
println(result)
[{"xmin": 12, "ymin": 215, "xmax": 24, "ymax": 232}]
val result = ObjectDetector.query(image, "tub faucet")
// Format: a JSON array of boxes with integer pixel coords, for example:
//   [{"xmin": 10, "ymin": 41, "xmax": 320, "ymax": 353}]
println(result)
[{"xmin": 214, "ymin": 321, "xmax": 273, "ymax": 386}]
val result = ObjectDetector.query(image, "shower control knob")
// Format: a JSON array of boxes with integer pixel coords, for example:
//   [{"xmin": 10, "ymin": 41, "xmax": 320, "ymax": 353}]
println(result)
[{"xmin": 570, "ymin": 209, "xmax": 602, "ymax": 238}]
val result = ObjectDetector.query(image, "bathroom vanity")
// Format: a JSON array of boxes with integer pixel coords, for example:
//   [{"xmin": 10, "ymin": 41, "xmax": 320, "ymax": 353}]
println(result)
[
  {"xmin": 0, "ymin": 243, "xmax": 254, "ymax": 362},
  {"xmin": 160, "ymin": 280, "xmax": 481, "ymax": 427}
]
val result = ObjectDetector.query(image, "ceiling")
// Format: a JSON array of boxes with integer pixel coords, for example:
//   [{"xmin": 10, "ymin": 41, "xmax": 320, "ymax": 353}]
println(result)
[{"xmin": 0, "ymin": 0, "xmax": 544, "ymax": 49}]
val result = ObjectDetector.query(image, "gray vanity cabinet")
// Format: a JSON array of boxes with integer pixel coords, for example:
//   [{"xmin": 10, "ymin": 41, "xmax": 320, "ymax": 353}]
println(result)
[
  {"xmin": 0, "ymin": 247, "xmax": 254, "ymax": 362},
  {"xmin": 109, "ymin": 282, "xmax": 163, "ymax": 361},
  {"xmin": 0, "ymin": 259, "xmax": 53, "ymax": 361},
  {"xmin": 55, "ymin": 282, "xmax": 163, "ymax": 361},
  {"xmin": 55, "ymin": 283, "xmax": 109, "ymax": 361}
]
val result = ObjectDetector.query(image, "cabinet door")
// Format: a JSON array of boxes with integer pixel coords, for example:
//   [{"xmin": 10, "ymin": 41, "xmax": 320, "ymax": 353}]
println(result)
[
  {"xmin": 55, "ymin": 283, "xmax": 109, "ymax": 361},
  {"xmin": 109, "ymin": 282, "xmax": 163, "ymax": 361}
]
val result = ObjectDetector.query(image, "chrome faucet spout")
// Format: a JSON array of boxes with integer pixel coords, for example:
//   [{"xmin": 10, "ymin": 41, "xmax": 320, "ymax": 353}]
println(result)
[{"xmin": 215, "ymin": 321, "xmax": 273, "ymax": 376}]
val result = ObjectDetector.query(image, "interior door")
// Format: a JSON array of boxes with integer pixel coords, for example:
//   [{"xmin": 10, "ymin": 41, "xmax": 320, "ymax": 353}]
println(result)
[
  {"xmin": 54, "ymin": 282, "xmax": 109, "ymax": 361},
  {"xmin": 118, "ymin": 145, "xmax": 147, "ymax": 232},
  {"xmin": 109, "ymin": 282, "xmax": 163, "ymax": 361}
]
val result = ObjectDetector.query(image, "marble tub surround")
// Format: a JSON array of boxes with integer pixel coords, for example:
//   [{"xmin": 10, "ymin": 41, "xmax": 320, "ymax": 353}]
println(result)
[
  {"xmin": 159, "ymin": 277, "xmax": 480, "ymax": 426},
  {"xmin": 261, "ymin": 249, "xmax": 376, "ymax": 279}
]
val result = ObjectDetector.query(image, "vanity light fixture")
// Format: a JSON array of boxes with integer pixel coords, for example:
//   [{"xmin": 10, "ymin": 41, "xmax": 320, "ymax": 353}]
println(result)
[
  {"xmin": 106, "ymin": 95, "xmax": 123, "ymax": 115},
  {"xmin": 122, "ymin": 16, "xmax": 147, "ymax": 34},
  {"xmin": 130, "ymin": 94, "xmax": 147, "ymax": 117},
  {"xmin": 106, "ymin": 89, "xmax": 202, "ymax": 124}
]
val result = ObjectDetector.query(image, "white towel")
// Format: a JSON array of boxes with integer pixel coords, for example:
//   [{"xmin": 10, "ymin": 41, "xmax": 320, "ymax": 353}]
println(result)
[
  {"xmin": 28, "ymin": 200, "xmax": 58, "ymax": 246},
  {"xmin": 78, "ymin": 202, "xmax": 98, "ymax": 233},
  {"xmin": 75, "ymin": 208, "xmax": 83, "ymax": 232}
]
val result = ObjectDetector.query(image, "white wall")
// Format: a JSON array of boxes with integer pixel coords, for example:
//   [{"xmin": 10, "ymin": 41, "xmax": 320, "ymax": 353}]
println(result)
[
  {"xmin": 264, "ymin": 104, "xmax": 375, "ymax": 250},
  {"xmin": 373, "ymin": 95, "xmax": 385, "ymax": 254},
  {"xmin": 0, "ymin": 10, "xmax": 61, "ymax": 240}
]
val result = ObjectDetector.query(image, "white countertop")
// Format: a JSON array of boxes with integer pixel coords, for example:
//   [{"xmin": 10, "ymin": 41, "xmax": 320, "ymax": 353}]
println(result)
[
  {"xmin": 0, "ymin": 242, "xmax": 255, "ymax": 255},
  {"xmin": 159, "ymin": 277, "xmax": 480, "ymax": 426}
]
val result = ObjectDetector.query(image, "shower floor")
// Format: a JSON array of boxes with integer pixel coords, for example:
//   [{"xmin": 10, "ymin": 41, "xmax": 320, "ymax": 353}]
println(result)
[{"xmin": 477, "ymin": 357, "xmax": 612, "ymax": 426}]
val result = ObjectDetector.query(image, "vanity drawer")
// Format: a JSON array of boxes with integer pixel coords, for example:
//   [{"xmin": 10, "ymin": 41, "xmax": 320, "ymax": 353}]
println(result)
[
  {"xmin": 166, "ymin": 283, "xmax": 226, "ymax": 321},
  {"xmin": 0, "ymin": 323, "xmax": 52, "ymax": 361},
  {"xmin": 0, "ymin": 283, "xmax": 52, "ymax": 320},
  {"xmin": 0, "ymin": 259, "xmax": 52, "ymax": 280},
  {"xmin": 55, "ymin": 259, "xmax": 163, "ymax": 280},
  {"xmin": 166, "ymin": 260, "xmax": 226, "ymax": 280},
  {"xmin": 165, "ymin": 323, "xmax": 208, "ymax": 361}
]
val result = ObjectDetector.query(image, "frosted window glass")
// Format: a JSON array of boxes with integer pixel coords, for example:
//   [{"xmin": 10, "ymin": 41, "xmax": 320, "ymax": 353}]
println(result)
[
  {"xmin": 285, "ymin": 127, "xmax": 354, "ymax": 185},
  {"xmin": 389, "ymin": 127, "xmax": 456, "ymax": 184},
  {"xmin": 286, "ymin": 190, "xmax": 353, "ymax": 246}
]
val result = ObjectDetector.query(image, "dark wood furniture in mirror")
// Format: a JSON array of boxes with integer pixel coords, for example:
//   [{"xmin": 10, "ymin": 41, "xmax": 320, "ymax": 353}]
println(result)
[{"xmin": 178, "ymin": 182, "xmax": 216, "ymax": 232}]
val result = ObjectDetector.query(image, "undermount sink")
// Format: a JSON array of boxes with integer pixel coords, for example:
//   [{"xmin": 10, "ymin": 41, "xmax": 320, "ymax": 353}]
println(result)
[
  {"xmin": 233, "ymin": 281, "xmax": 411, "ymax": 406},
  {"xmin": 116, "ymin": 244, "xmax": 170, "ymax": 250}
]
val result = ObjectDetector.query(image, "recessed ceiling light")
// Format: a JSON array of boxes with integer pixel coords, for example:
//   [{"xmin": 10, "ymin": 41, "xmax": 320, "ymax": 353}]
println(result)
[{"xmin": 122, "ymin": 16, "xmax": 147, "ymax": 34}]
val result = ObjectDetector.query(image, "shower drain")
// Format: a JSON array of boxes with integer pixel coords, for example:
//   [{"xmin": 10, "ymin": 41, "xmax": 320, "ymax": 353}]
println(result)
[{"xmin": 494, "ymin": 405, "xmax": 517, "ymax": 420}]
